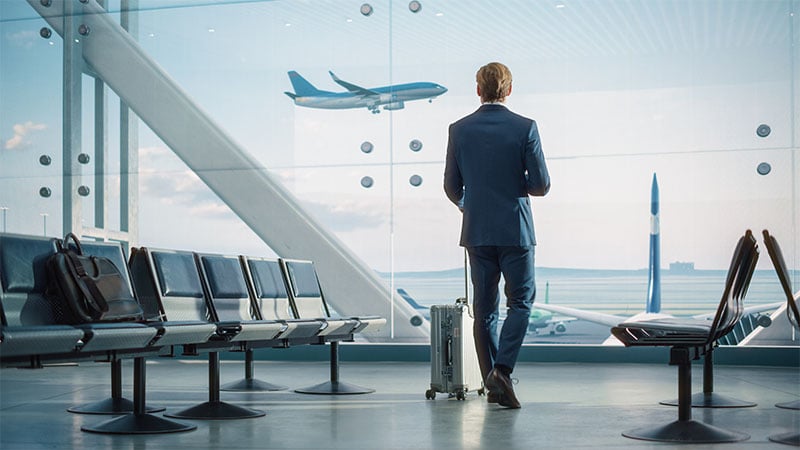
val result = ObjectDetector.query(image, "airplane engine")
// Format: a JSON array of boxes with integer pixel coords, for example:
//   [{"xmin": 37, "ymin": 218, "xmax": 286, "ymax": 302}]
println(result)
[
  {"xmin": 756, "ymin": 314, "xmax": 772, "ymax": 328},
  {"xmin": 555, "ymin": 322, "xmax": 567, "ymax": 333},
  {"xmin": 383, "ymin": 101, "xmax": 405, "ymax": 111}
]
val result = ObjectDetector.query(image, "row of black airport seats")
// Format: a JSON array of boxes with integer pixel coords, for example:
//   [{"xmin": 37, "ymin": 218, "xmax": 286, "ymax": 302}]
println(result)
[
  {"xmin": 0, "ymin": 232, "xmax": 385, "ymax": 434},
  {"xmin": 0, "ymin": 232, "xmax": 384, "ymax": 365}
]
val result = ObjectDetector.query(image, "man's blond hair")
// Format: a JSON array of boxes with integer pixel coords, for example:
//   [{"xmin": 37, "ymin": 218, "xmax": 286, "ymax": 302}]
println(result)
[{"xmin": 476, "ymin": 62, "xmax": 513, "ymax": 103}]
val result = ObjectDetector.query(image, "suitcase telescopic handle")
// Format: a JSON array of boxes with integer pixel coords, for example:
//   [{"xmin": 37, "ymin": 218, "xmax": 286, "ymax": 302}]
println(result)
[
  {"xmin": 445, "ymin": 336, "xmax": 452, "ymax": 368},
  {"xmin": 463, "ymin": 248, "xmax": 468, "ymax": 304}
]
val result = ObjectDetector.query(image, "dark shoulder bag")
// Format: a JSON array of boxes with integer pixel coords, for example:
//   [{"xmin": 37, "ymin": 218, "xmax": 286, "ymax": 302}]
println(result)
[{"xmin": 47, "ymin": 233, "xmax": 143, "ymax": 323}]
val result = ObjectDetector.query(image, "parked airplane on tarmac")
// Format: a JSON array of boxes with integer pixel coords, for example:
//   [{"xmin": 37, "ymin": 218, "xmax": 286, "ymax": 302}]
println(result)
[
  {"xmin": 397, "ymin": 283, "xmax": 576, "ymax": 335},
  {"xmin": 284, "ymin": 71, "xmax": 448, "ymax": 114},
  {"xmin": 529, "ymin": 282, "xmax": 577, "ymax": 335},
  {"xmin": 535, "ymin": 173, "xmax": 781, "ymax": 345}
]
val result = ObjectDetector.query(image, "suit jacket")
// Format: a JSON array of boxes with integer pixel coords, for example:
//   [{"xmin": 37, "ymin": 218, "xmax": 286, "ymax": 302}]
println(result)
[{"xmin": 444, "ymin": 104, "xmax": 550, "ymax": 247}]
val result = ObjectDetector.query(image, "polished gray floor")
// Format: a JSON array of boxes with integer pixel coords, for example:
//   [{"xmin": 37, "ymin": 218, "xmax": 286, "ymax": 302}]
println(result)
[{"xmin": 0, "ymin": 357, "xmax": 797, "ymax": 449}]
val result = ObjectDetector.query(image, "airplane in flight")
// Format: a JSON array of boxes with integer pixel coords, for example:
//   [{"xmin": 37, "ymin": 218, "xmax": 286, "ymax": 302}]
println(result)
[
  {"xmin": 535, "ymin": 173, "xmax": 781, "ymax": 345},
  {"xmin": 284, "ymin": 71, "xmax": 448, "ymax": 114}
]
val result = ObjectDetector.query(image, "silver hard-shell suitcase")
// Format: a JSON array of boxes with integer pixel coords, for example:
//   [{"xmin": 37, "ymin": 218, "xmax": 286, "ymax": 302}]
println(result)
[{"xmin": 426, "ymin": 299, "xmax": 484, "ymax": 400}]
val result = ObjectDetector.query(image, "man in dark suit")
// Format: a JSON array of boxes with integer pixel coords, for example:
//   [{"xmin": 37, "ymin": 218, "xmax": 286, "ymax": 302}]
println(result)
[{"xmin": 444, "ymin": 62, "xmax": 550, "ymax": 409}]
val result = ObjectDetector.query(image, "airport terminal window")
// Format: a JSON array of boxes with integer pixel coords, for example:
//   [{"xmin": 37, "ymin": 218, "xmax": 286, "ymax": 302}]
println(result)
[{"xmin": 0, "ymin": 0, "xmax": 797, "ymax": 347}]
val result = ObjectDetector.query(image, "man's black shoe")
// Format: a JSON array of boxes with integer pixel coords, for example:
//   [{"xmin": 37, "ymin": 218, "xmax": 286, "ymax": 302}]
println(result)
[
  {"xmin": 484, "ymin": 368, "xmax": 521, "ymax": 409},
  {"xmin": 487, "ymin": 390, "xmax": 502, "ymax": 404}
]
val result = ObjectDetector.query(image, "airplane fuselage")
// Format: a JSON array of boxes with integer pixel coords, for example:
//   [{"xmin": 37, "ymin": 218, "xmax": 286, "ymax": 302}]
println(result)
[
  {"xmin": 292, "ymin": 82, "xmax": 447, "ymax": 112},
  {"xmin": 529, "ymin": 309, "xmax": 553, "ymax": 328}
]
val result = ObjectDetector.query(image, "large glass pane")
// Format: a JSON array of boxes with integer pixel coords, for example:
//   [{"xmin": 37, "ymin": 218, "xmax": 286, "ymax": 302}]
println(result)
[{"xmin": 1, "ymin": 2, "xmax": 64, "ymax": 235}]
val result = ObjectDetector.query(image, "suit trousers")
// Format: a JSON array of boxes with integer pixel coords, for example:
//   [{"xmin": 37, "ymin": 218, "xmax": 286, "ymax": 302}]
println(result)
[{"xmin": 467, "ymin": 245, "xmax": 535, "ymax": 381}]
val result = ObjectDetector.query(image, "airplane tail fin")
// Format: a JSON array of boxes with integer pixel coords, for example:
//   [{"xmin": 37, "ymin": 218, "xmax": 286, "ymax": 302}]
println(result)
[
  {"xmin": 545, "ymin": 281, "xmax": 550, "ymax": 304},
  {"xmin": 397, "ymin": 288, "xmax": 427, "ymax": 325},
  {"xmin": 646, "ymin": 173, "xmax": 662, "ymax": 314},
  {"xmin": 397, "ymin": 288, "xmax": 426, "ymax": 310},
  {"xmin": 287, "ymin": 71, "xmax": 322, "ymax": 96}
]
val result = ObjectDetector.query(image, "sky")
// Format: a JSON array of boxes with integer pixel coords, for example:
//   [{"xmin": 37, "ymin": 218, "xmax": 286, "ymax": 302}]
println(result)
[{"xmin": 0, "ymin": 0, "xmax": 797, "ymax": 275}]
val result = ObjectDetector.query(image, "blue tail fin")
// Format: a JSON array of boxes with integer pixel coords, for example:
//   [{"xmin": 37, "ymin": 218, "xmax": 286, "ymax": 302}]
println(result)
[
  {"xmin": 287, "ymin": 71, "xmax": 322, "ymax": 96},
  {"xmin": 646, "ymin": 173, "xmax": 662, "ymax": 314}
]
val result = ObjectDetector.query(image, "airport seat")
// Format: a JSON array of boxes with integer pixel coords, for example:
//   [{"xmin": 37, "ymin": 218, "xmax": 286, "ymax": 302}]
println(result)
[
  {"xmin": 196, "ymin": 253, "xmax": 293, "ymax": 392},
  {"xmin": 43, "ymin": 239, "xmax": 159, "ymax": 357},
  {"xmin": 762, "ymin": 230, "xmax": 800, "ymax": 446},
  {"xmin": 129, "ymin": 247, "xmax": 269, "ymax": 419},
  {"xmin": 68, "ymin": 241, "xmax": 215, "ymax": 416},
  {"xmin": 195, "ymin": 253, "xmax": 286, "ymax": 343},
  {"xmin": 242, "ymin": 256, "xmax": 325, "ymax": 341},
  {"xmin": 610, "ymin": 230, "xmax": 759, "ymax": 443},
  {"xmin": 67, "ymin": 239, "xmax": 207, "ymax": 434},
  {"xmin": 279, "ymin": 259, "xmax": 360, "ymax": 340},
  {"xmin": 279, "ymin": 258, "xmax": 384, "ymax": 395},
  {"xmin": 0, "ymin": 233, "xmax": 85, "ymax": 363},
  {"xmin": 280, "ymin": 259, "xmax": 386, "ymax": 336}
]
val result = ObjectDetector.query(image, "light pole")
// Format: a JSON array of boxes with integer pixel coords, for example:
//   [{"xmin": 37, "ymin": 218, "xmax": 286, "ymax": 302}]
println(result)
[
  {"xmin": 0, "ymin": 207, "xmax": 7, "ymax": 233},
  {"xmin": 40, "ymin": 213, "xmax": 48, "ymax": 236}
]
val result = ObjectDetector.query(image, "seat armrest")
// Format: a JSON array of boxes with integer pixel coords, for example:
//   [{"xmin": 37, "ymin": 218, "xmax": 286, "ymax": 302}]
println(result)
[{"xmin": 617, "ymin": 318, "xmax": 712, "ymax": 334}]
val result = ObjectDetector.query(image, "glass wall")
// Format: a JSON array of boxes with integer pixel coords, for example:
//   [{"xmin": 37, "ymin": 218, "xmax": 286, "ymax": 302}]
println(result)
[{"xmin": 1, "ymin": 0, "xmax": 797, "ymax": 344}]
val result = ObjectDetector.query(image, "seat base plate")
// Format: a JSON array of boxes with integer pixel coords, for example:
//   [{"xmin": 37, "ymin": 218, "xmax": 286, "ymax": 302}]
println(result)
[
  {"xmin": 623, "ymin": 419, "xmax": 749, "ymax": 443},
  {"xmin": 776, "ymin": 399, "xmax": 800, "ymax": 410},
  {"xmin": 294, "ymin": 380, "xmax": 375, "ymax": 395},
  {"xmin": 81, "ymin": 413, "xmax": 195, "ymax": 434},
  {"xmin": 164, "ymin": 401, "xmax": 265, "ymax": 420},
  {"xmin": 769, "ymin": 431, "xmax": 800, "ymax": 446},
  {"xmin": 221, "ymin": 378, "xmax": 287, "ymax": 392}
]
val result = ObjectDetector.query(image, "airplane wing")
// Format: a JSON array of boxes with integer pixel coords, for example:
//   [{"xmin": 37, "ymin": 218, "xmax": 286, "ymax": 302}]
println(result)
[
  {"xmin": 691, "ymin": 301, "xmax": 783, "ymax": 321},
  {"xmin": 329, "ymin": 71, "xmax": 380, "ymax": 97},
  {"xmin": 544, "ymin": 316, "xmax": 578, "ymax": 325},
  {"xmin": 534, "ymin": 303, "xmax": 628, "ymax": 328}
]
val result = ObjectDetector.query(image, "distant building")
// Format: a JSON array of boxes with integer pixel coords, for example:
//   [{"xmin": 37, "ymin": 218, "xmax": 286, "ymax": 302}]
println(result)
[{"xmin": 669, "ymin": 261, "xmax": 695, "ymax": 272}]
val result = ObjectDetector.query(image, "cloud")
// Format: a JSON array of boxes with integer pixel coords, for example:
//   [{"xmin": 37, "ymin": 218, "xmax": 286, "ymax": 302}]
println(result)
[
  {"xmin": 6, "ymin": 30, "xmax": 37, "ymax": 50},
  {"xmin": 141, "ymin": 168, "xmax": 235, "ymax": 219},
  {"xmin": 5, "ymin": 121, "xmax": 46, "ymax": 150},
  {"xmin": 139, "ymin": 145, "xmax": 234, "ymax": 219},
  {"xmin": 302, "ymin": 197, "xmax": 386, "ymax": 232},
  {"xmin": 138, "ymin": 145, "xmax": 387, "ymax": 229}
]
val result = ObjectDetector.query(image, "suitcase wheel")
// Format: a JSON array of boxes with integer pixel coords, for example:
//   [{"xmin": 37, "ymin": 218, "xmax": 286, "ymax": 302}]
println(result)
[
  {"xmin": 456, "ymin": 390, "xmax": 466, "ymax": 401},
  {"xmin": 425, "ymin": 389, "xmax": 436, "ymax": 400}
]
